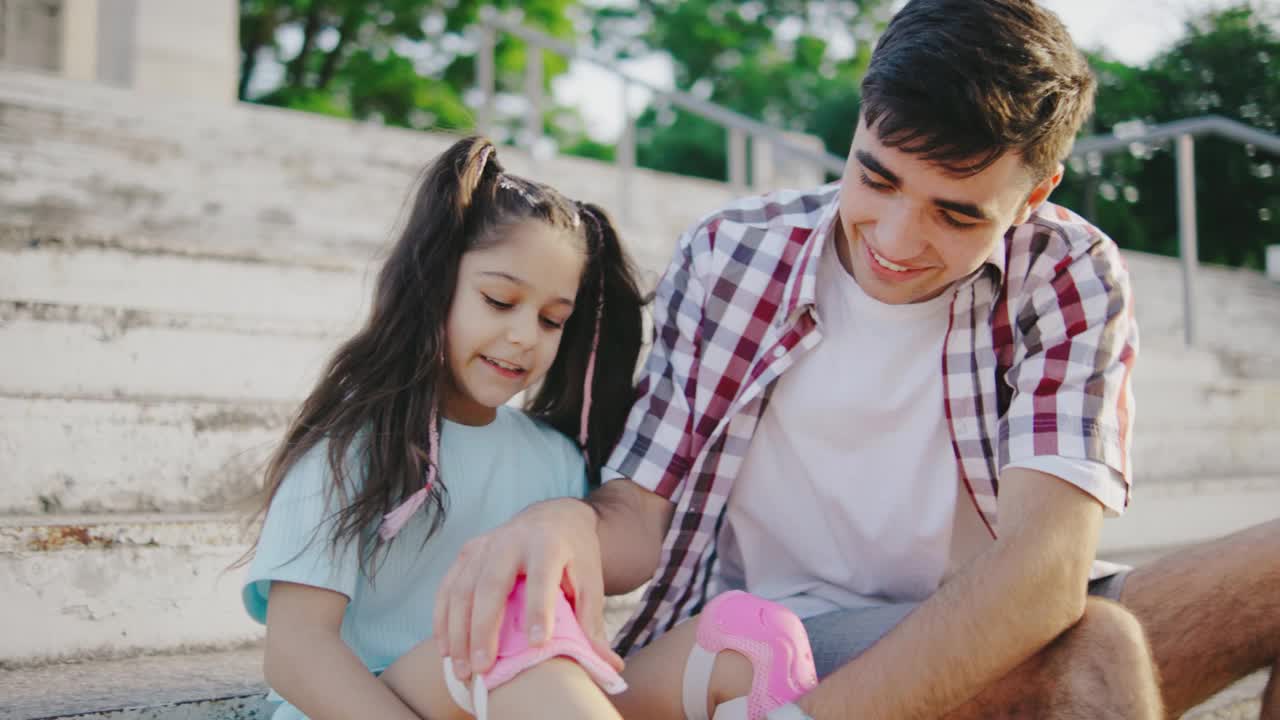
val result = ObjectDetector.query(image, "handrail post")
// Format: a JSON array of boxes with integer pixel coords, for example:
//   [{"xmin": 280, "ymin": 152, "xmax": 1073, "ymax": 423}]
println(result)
[
  {"xmin": 523, "ymin": 40, "xmax": 543, "ymax": 148},
  {"xmin": 1176, "ymin": 133, "xmax": 1199, "ymax": 347},
  {"xmin": 618, "ymin": 80, "xmax": 636, "ymax": 222},
  {"xmin": 728, "ymin": 127, "xmax": 748, "ymax": 194},
  {"xmin": 476, "ymin": 21, "xmax": 496, "ymax": 137}
]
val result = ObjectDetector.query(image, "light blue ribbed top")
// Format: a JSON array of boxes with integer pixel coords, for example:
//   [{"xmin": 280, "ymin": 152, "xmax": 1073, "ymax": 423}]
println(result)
[{"xmin": 242, "ymin": 405, "xmax": 587, "ymax": 719}]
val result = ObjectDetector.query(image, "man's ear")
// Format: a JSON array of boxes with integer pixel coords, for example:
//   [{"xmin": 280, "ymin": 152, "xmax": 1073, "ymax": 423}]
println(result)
[{"xmin": 1013, "ymin": 162, "xmax": 1065, "ymax": 225}]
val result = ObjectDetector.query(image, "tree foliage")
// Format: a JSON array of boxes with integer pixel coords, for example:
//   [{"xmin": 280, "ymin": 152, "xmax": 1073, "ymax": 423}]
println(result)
[
  {"xmin": 238, "ymin": 0, "xmax": 578, "ymax": 131},
  {"xmin": 1056, "ymin": 4, "xmax": 1280, "ymax": 268},
  {"xmin": 594, "ymin": 0, "xmax": 889, "ymax": 180}
]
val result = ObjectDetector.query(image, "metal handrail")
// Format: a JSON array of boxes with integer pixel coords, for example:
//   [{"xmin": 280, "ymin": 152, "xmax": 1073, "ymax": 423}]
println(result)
[
  {"xmin": 474, "ymin": 7, "xmax": 845, "ymax": 221},
  {"xmin": 1069, "ymin": 116, "xmax": 1280, "ymax": 347},
  {"xmin": 1072, "ymin": 115, "xmax": 1280, "ymax": 157}
]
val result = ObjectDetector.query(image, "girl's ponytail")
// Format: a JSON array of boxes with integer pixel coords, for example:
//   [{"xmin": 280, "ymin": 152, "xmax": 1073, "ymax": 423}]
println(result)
[{"xmin": 528, "ymin": 203, "xmax": 646, "ymax": 485}]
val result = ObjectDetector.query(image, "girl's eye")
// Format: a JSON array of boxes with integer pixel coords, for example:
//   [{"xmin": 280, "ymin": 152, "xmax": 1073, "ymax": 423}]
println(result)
[
  {"xmin": 483, "ymin": 295, "xmax": 514, "ymax": 310},
  {"xmin": 858, "ymin": 171, "xmax": 893, "ymax": 193},
  {"xmin": 540, "ymin": 317, "xmax": 566, "ymax": 330}
]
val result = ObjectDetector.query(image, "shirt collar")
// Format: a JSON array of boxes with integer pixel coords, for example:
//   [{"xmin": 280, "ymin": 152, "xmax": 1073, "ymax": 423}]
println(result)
[{"xmin": 780, "ymin": 190, "xmax": 841, "ymax": 325}]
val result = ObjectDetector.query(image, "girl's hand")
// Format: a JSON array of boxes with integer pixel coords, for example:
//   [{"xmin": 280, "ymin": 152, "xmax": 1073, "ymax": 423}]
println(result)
[{"xmin": 433, "ymin": 497, "xmax": 624, "ymax": 681}]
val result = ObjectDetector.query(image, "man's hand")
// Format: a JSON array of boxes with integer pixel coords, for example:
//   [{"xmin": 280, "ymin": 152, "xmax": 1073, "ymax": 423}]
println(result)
[{"xmin": 432, "ymin": 497, "xmax": 624, "ymax": 680}]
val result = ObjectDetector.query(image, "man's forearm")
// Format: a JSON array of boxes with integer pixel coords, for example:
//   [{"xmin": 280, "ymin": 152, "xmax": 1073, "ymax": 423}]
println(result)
[
  {"xmin": 586, "ymin": 479, "xmax": 674, "ymax": 596},
  {"xmin": 797, "ymin": 538, "xmax": 1087, "ymax": 719},
  {"xmin": 795, "ymin": 468, "xmax": 1102, "ymax": 718}
]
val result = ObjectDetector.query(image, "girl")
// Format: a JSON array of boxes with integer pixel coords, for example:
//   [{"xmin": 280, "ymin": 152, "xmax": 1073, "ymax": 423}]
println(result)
[
  {"xmin": 240, "ymin": 136, "xmax": 644, "ymax": 720},
  {"xmin": 242, "ymin": 136, "xmax": 817, "ymax": 720}
]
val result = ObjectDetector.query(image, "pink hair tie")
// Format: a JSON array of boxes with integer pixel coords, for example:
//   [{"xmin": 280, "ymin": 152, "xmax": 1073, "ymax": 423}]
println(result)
[
  {"xmin": 577, "ymin": 207, "xmax": 607, "ymax": 467},
  {"xmin": 379, "ymin": 406, "xmax": 441, "ymax": 541}
]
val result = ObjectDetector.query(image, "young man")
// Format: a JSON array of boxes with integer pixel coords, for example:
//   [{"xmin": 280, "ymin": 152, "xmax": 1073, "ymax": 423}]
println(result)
[{"xmin": 435, "ymin": 1, "xmax": 1280, "ymax": 716}]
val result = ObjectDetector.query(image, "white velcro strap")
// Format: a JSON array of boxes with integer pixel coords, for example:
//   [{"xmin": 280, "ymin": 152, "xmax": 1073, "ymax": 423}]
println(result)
[
  {"xmin": 442, "ymin": 657, "xmax": 474, "ymax": 714},
  {"xmin": 442, "ymin": 658, "xmax": 492, "ymax": 720},
  {"xmin": 472, "ymin": 675, "xmax": 489, "ymax": 720},
  {"xmin": 682, "ymin": 643, "xmax": 717, "ymax": 720}
]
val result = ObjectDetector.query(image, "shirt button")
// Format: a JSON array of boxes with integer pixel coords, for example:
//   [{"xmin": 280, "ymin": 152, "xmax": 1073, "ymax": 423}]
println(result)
[{"xmin": 773, "ymin": 345, "xmax": 787, "ymax": 358}]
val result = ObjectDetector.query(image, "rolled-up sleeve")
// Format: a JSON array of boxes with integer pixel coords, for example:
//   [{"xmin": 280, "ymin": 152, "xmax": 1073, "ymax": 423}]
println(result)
[{"xmin": 1000, "ymin": 237, "xmax": 1139, "ymax": 507}]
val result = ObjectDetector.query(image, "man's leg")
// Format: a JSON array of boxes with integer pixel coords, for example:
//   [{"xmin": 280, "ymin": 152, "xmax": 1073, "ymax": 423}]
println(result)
[
  {"xmin": 1117, "ymin": 518, "xmax": 1280, "ymax": 717},
  {"xmin": 942, "ymin": 597, "xmax": 1163, "ymax": 719},
  {"xmin": 803, "ymin": 597, "xmax": 1162, "ymax": 719}
]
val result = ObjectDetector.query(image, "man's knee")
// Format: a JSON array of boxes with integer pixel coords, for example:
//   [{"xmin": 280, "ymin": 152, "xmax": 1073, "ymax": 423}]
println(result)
[
  {"xmin": 1051, "ymin": 598, "xmax": 1162, "ymax": 718},
  {"xmin": 1073, "ymin": 598, "xmax": 1150, "ymax": 657}
]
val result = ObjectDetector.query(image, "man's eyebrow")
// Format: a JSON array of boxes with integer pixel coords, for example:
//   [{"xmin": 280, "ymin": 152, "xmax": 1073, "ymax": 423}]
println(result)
[
  {"xmin": 855, "ymin": 150, "xmax": 901, "ymax": 186},
  {"xmin": 934, "ymin": 199, "xmax": 992, "ymax": 222},
  {"xmin": 857, "ymin": 149, "xmax": 993, "ymax": 222},
  {"xmin": 479, "ymin": 271, "xmax": 575, "ymax": 307}
]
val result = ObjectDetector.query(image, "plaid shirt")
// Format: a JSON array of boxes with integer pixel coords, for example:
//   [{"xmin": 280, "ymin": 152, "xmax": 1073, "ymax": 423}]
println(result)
[{"xmin": 605, "ymin": 184, "xmax": 1138, "ymax": 655}]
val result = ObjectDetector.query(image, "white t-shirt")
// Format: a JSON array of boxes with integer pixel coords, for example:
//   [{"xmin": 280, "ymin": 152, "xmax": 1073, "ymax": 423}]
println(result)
[{"xmin": 714, "ymin": 238, "xmax": 1126, "ymax": 619}]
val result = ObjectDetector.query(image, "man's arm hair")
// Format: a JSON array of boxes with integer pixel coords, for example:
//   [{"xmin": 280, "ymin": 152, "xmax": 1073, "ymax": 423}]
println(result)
[
  {"xmin": 587, "ymin": 478, "xmax": 676, "ymax": 596},
  {"xmin": 797, "ymin": 467, "xmax": 1103, "ymax": 718}
]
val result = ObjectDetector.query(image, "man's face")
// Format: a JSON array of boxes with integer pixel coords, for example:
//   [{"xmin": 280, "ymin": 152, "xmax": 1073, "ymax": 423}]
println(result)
[{"xmin": 836, "ymin": 116, "xmax": 1062, "ymax": 305}]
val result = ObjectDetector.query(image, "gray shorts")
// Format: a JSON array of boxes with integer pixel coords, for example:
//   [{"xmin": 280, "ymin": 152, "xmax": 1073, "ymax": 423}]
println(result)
[{"xmin": 800, "ymin": 571, "xmax": 1130, "ymax": 678}]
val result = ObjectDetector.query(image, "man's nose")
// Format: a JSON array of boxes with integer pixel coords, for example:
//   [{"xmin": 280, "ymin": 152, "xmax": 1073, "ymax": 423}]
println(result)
[{"xmin": 872, "ymin": 203, "xmax": 928, "ymax": 260}]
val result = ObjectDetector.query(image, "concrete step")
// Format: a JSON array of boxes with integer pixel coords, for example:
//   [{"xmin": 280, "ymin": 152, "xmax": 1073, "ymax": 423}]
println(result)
[
  {"xmin": 2, "ymin": 470, "xmax": 1274, "ymax": 667},
  {"xmin": 1133, "ymin": 374, "xmax": 1280, "ymax": 431},
  {"xmin": 0, "ymin": 513, "xmax": 263, "ymax": 666},
  {"xmin": 0, "ymin": 647, "xmax": 268, "ymax": 720},
  {"xmin": 1, "ymin": 377, "xmax": 1273, "ymax": 517},
  {"xmin": 0, "ymin": 507, "xmax": 641, "ymax": 668},
  {"xmin": 0, "ymin": 241, "xmax": 373, "ymax": 328},
  {"xmin": 0, "ymin": 396, "xmax": 286, "ymax": 514},
  {"xmin": 0, "ymin": 304, "xmax": 338, "ymax": 403},
  {"xmin": 1132, "ymin": 427, "xmax": 1280, "ymax": 483},
  {"xmin": 1099, "ymin": 475, "xmax": 1280, "ymax": 557},
  {"xmin": 0, "ymin": 648, "xmax": 1267, "ymax": 720},
  {"xmin": 0, "ymin": 69, "xmax": 716, "ymax": 272}
]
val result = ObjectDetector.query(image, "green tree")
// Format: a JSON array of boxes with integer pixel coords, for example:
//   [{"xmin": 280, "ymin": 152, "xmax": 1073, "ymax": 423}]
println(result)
[
  {"xmin": 239, "ymin": 0, "xmax": 579, "ymax": 132},
  {"xmin": 595, "ymin": 0, "xmax": 889, "ymax": 180},
  {"xmin": 1058, "ymin": 4, "xmax": 1280, "ymax": 268}
]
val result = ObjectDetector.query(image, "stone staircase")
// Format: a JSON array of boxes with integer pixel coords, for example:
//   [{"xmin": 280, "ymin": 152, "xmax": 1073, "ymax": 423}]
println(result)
[{"xmin": 1, "ymin": 67, "xmax": 1276, "ymax": 718}]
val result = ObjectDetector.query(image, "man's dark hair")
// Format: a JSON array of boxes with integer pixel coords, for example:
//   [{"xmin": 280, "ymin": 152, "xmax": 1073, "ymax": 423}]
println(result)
[{"xmin": 861, "ymin": 0, "xmax": 1096, "ymax": 180}]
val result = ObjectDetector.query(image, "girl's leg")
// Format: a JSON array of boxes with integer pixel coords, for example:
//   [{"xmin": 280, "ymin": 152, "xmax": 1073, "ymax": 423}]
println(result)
[
  {"xmin": 380, "ymin": 638, "xmax": 622, "ymax": 720},
  {"xmin": 613, "ymin": 591, "xmax": 817, "ymax": 720},
  {"xmin": 612, "ymin": 616, "xmax": 752, "ymax": 719}
]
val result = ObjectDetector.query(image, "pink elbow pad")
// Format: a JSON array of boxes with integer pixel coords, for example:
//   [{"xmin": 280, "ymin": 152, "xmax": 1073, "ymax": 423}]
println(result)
[
  {"xmin": 443, "ymin": 577, "xmax": 626, "ymax": 719},
  {"xmin": 683, "ymin": 590, "xmax": 819, "ymax": 720}
]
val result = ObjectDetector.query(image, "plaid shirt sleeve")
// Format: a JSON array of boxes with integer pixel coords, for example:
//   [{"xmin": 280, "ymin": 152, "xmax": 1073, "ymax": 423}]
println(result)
[
  {"xmin": 1000, "ymin": 224, "xmax": 1139, "ymax": 493},
  {"xmin": 604, "ymin": 221, "xmax": 711, "ymax": 499}
]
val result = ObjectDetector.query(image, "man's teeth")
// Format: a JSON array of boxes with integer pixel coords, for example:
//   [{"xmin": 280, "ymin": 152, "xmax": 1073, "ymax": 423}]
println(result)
[{"xmin": 872, "ymin": 249, "xmax": 910, "ymax": 272}]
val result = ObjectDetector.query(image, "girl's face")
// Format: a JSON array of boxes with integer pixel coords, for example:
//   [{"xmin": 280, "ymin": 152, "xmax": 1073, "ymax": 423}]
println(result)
[{"xmin": 443, "ymin": 220, "xmax": 586, "ymax": 425}]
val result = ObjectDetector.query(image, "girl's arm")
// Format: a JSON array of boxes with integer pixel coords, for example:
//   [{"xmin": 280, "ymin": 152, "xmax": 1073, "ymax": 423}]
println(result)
[{"xmin": 264, "ymin": 581, "xmax": 423, "ymax": 720}]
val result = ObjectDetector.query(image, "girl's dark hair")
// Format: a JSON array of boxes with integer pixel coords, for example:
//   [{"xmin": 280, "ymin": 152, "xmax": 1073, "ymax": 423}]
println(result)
[
  {"xmin": 861, "ymin": 0, "xmax": 1096, "ymax": 179},
  {"xmin": 240, "ymin": 136, "xmax": 645, "ymax": 571}
]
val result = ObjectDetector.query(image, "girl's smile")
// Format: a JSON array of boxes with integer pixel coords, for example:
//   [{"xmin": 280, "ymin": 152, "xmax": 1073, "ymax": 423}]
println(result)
[{"xmin": 444, "ymin": 220, "xmax": 585, "ymax": 426}]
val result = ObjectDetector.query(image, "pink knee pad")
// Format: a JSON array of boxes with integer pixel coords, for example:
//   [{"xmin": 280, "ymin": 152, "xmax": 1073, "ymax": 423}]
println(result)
[
  {"xmin": 682, "ymin": 590, "xmax": 818, "ymax": 720},
  {"xmin": 443, "ymin": 577, "xmax": 626, "ymax": 719}
]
